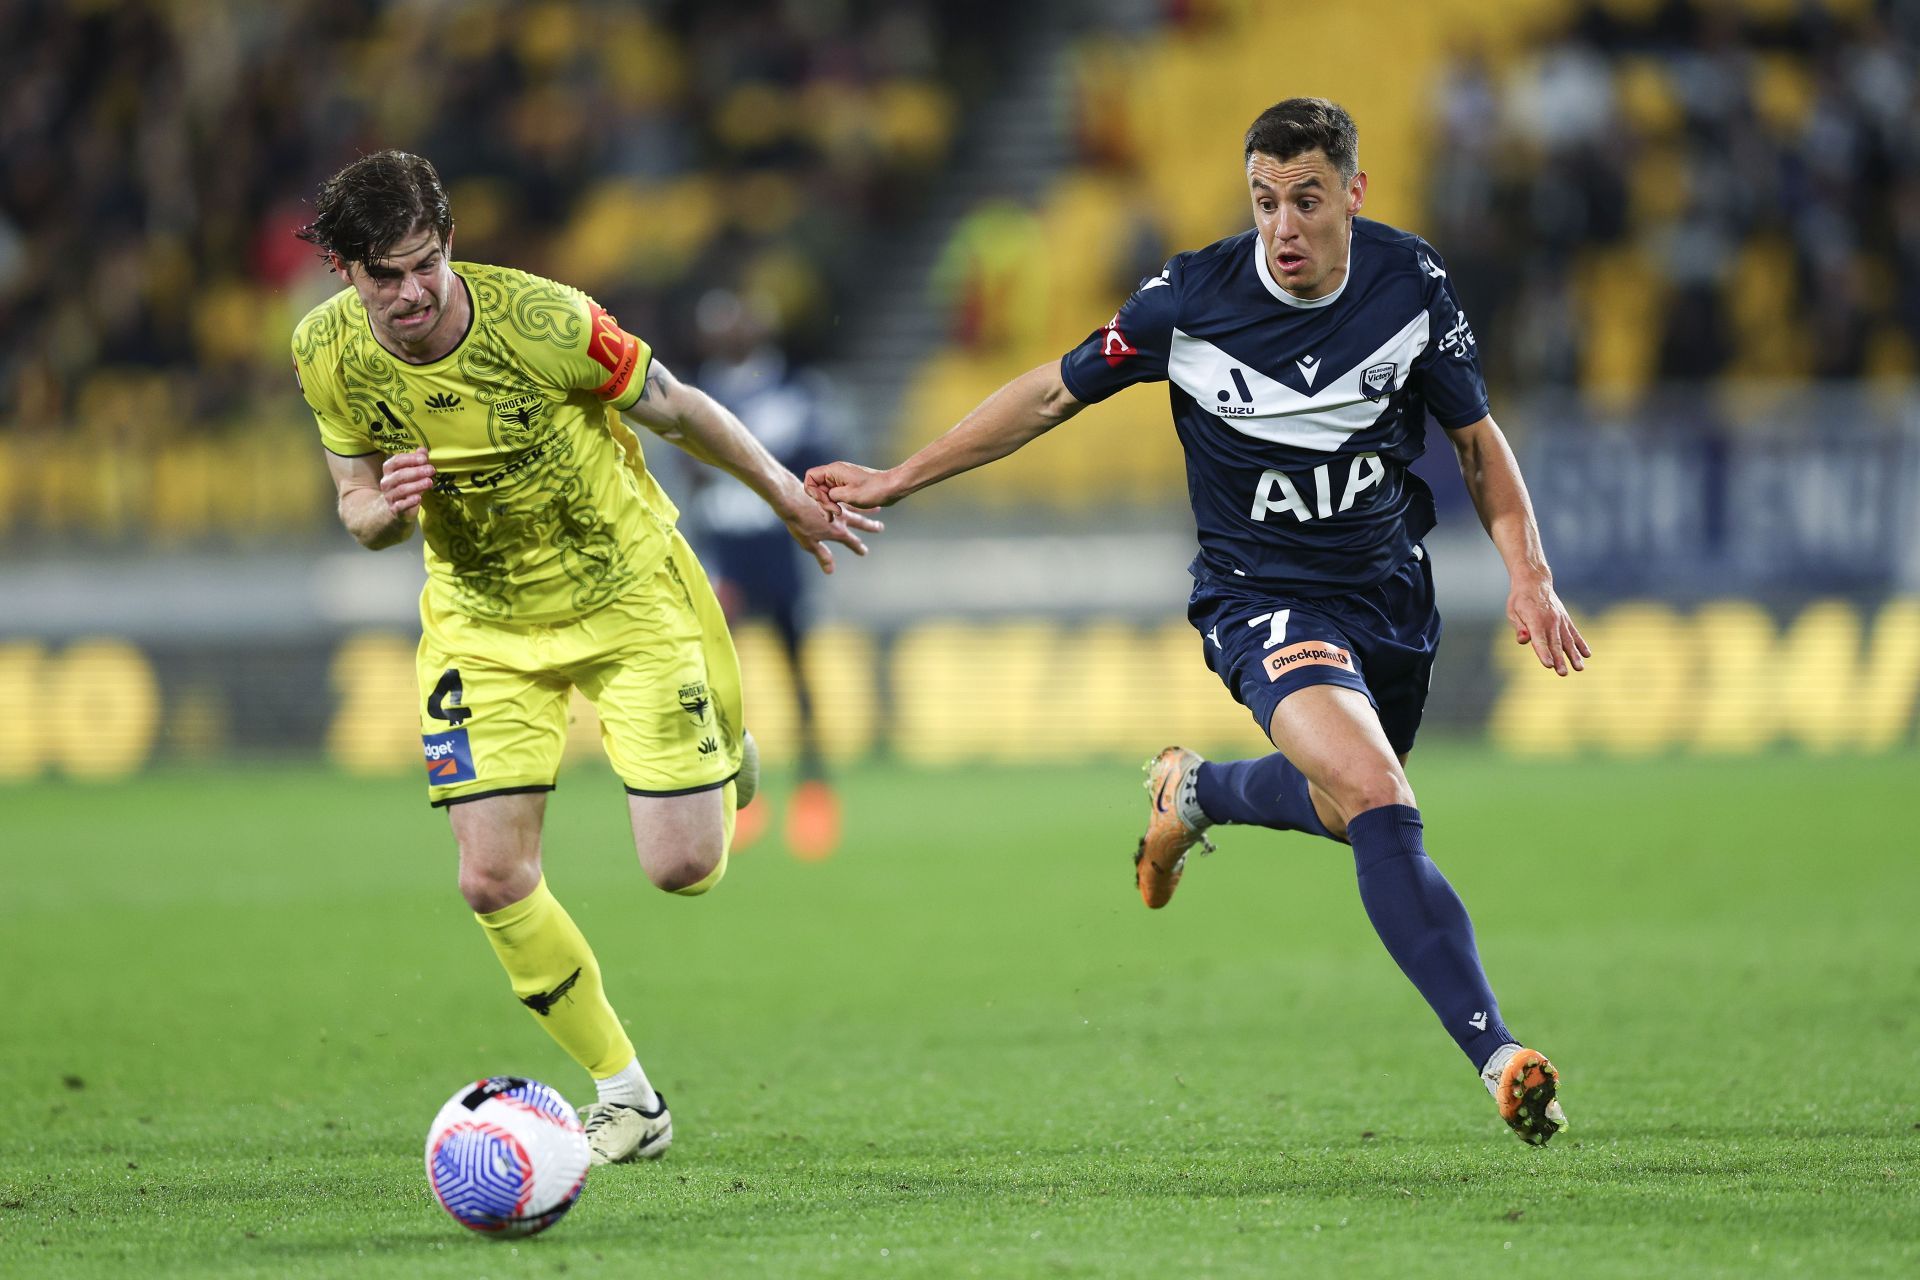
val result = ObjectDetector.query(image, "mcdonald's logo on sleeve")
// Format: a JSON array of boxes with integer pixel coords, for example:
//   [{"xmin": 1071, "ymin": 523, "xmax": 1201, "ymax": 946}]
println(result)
[{"xmin": 585, "ymin": 302, "xmax": 642, "ymax": 401}]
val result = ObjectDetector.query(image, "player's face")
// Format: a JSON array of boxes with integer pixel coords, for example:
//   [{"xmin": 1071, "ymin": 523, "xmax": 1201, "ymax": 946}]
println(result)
[
  {"xmin": 343, "ymin": 227, "xmax": 460, "ymax": 357},
  {"xmin": 1247, "ymin": 149, "xmax": 1367, "ymax": 300}
]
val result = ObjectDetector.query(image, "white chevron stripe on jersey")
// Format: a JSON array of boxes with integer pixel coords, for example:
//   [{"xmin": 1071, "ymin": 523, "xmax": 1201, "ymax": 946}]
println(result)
[{"xmin": 1168, "ymin": 309, "xmax": 1430, "ymax": 452}]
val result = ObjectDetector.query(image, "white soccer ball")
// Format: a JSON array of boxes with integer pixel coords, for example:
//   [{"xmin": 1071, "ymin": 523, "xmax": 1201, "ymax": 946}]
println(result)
[{"xmin": 425, "ymin": 1076, "xmax": 590, "ymax": 1237}]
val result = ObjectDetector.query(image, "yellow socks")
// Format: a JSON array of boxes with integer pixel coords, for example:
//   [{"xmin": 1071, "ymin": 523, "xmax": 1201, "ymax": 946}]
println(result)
[{"xmin": 474, "ymin": 877, "xmax": 636, "ymax": 1079}]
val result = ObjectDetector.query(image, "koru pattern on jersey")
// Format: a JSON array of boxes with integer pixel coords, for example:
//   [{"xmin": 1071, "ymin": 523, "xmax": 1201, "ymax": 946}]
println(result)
[{"xmin": 293, "ymin": 262, "xmax": 677, "ymax": 624}]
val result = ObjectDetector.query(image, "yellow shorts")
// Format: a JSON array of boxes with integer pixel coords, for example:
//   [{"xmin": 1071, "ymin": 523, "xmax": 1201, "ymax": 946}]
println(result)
[{"xmin": 415, "ymin": 531, "xmax": 745, "ymax": 806}]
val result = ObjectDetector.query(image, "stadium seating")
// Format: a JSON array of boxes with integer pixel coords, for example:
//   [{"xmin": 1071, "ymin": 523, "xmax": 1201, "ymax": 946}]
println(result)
[
  {"xmin": 2, "ymin": 0, "xmax": 1914, "ymax": 537},
  {"xmin": 0, "ymin": 0, "xmax": 1005, "ymax": 540},
  {"xmin": 892, "ymin": 0, "xmax": 1920, "ymax": 506}
]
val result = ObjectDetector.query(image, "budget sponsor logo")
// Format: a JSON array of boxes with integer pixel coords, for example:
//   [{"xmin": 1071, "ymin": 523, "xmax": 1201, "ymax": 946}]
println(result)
[
  {"xmin": 423, "ymin": 728, "xmax": 478, "ymax": 784},
  {"xmin": 1262, "ymin": 641, "xmax": 1354, "ymax": 682}
]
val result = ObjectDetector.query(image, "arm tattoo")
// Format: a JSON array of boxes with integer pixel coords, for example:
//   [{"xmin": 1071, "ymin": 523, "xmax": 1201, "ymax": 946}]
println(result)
[{"xmin": 639, "ymin": 359, "xmax": 673, "ymax": 404}]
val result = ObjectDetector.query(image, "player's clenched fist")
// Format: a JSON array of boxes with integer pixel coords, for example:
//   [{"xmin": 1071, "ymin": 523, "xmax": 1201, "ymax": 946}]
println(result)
[
  {"xmin": 380, "ymin": 448, "xmax": 436, "ymax": 516},
  {"xmin": 804, "ymin": 460, "xmax": 901, "ymax": 510}
]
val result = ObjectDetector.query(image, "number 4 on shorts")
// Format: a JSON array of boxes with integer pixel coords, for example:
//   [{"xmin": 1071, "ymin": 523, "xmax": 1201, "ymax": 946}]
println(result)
[{"xmin": 428, "ymin": 668, "xmax": 473, "ymax": 725}]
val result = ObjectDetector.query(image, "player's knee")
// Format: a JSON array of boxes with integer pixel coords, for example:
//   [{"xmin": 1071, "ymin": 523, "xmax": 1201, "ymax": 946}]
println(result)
[
  {"xmin": 668, "ymin": 846, "xmax": 729, "ymax": 897},
  {"xmin": 459, "ymin": 862, "xmax": 539, "ymax": 914},
  {"xmin": 1334, "ymin": 767, "xmax": 1415, "ymax": 822},
  {"xmin": 640, "ymin": 835, "xmax": 727, "ymax": 895}
]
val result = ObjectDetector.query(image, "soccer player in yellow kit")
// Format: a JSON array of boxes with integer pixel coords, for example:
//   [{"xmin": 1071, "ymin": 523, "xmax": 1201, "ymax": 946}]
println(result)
[{"xmin": 291, "ymin": 151, "xmax": 876, "ymax": 1164}]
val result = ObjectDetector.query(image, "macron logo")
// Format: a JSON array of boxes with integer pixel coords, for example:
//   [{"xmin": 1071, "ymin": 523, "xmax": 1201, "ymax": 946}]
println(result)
[
  {"xmin": 1423, "ymin": 255, "xmax": 1447, "ymax": 279},
  {"xmin": 1295, "ymin": 355, "xmax": 1320, "ymax": 387},
  {"xmin": 1469, "ymin": 1011, "xmax": 1489, "ymax": 1031}
]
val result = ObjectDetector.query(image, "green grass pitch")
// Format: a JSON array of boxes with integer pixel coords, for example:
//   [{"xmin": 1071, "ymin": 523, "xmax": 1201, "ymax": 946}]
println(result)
[{"xmin": 2, "ymin": 749, "xmax": 1916, "ymax": 1277}]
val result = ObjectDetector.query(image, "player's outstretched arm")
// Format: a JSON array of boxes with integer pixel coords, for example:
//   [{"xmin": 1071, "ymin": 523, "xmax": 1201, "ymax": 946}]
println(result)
[
  {"xmin": 625, "ymin": 359, "xmax": 880, "ymax": 574},
  {"xmin": 1448, "ymin": 415, "xmax": 1590, "ymax": 676},
  {"xmin": 326, "ymin": 448, "xmax": 431, "ymax": 550},
  {"xmin": 804, "ymin": 360, "xmax": 1085, "ymax": 510}
]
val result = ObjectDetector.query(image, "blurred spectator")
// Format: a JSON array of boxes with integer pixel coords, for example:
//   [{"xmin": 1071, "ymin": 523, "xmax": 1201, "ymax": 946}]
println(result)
[
  {"xmin": 1427, "ymin": 0, "xmax": 1920, "ymax": 402},
  {"xmin": 682, "ymin": 287, "xmax": 849, "ymax": 860},
  {"xmin": 0, "ymin": 0, "xmax": 1013, "ymax": 449}
]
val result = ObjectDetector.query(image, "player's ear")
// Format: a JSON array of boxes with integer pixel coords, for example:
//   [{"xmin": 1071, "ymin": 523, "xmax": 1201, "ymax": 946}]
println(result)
[{"xmin": 1348, "ymin": 170, "xmax": 1368, "ymax": 216}]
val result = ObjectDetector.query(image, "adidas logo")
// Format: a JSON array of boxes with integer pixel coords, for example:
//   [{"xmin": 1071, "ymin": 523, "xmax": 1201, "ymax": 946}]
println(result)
[{"xmin": 424, "ymin": 392, "xmax": 462, "ymax": 411}]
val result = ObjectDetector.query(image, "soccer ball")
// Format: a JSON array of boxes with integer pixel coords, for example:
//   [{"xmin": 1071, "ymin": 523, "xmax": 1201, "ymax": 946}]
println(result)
[{"xmin": 425, "ymin": 1076, "xmax": 590, "ymax": 1237}]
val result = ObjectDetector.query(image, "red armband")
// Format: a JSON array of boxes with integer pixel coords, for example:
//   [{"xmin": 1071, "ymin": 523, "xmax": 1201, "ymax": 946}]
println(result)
[{"xmin": 586, "ymin": 302, "xmax": 643, "ymax": 402}]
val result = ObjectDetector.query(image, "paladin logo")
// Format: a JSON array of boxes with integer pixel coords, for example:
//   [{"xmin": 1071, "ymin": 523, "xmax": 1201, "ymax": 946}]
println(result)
[
  {"xmin": 697, "ymin": 737, "xmax": 719, "ymax": 756},
  {"xmin": 424, "ymin": 391, "xmax": 462, "ymax": 411}
]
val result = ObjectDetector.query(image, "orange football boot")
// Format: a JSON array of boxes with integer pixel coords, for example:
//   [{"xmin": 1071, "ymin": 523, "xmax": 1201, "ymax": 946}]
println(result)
[
  {"xmin": 785, "ymin": 779, "xmax": 841, "ymax": 862},
  {"xmin": 1489, "ymin": 1047, "xmax": 1567, "ymax": 1146},
  {"xmin": 1134, "ymin": 746, "xmax": 1214, "ymax": 909}
]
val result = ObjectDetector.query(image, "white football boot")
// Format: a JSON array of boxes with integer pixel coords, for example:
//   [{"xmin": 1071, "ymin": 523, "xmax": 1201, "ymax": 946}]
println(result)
[{"xmin": 580, "ymin": 1093, "xmax": 672, "ymax": 1165}]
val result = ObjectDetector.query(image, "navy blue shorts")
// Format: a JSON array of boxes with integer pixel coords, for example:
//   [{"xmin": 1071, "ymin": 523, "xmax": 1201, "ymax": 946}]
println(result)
[
  {"xmin": 705, "ymin": 530, "xmax": 806, "ymax": 643},
  {"xmin": 1188, "ymin": 549, "xmax": 1441, "ymax": 755}
]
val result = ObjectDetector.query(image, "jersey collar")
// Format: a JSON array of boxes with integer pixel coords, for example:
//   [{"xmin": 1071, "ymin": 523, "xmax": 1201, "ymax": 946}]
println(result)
[{"xmin": 1253, "ymin": 235, "xmax": 1353, "ymax": 310}]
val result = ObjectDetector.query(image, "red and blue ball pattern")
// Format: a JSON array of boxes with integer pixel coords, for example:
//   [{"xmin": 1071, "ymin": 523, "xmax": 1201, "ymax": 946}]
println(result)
[
  {"xmin": 426, "ymin": 1076, "xmax": 588, "ymax": 1238},
  {"xmin": 429, "ymin": 1121, "xmax": 535, "ymax": 1230}
]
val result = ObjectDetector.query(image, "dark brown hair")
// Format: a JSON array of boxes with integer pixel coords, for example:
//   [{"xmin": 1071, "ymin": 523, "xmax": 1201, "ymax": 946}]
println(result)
[
  {"xmin": 1244, "ymin": 99, "xmax": 1359, "ymax": 181},
  {"xmin": 296, "ymin": 150, "xmax": 453, "ymax": 269}
]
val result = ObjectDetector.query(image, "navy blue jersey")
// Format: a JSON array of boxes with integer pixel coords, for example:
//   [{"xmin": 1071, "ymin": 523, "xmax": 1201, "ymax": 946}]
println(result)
[{"xmin": 1059, "ymin": 218, "xmax": 1489, "ymax": 596}]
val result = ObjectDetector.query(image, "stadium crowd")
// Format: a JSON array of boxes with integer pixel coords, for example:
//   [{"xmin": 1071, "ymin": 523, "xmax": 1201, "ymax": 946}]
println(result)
[
  {"xmin": 1425, "ymin": 0, "xmax": 1920, "ymax": 397},
  {"xmin": 0, "ymin": 0, "xmax": 1012, "ymax": 438},
  {"xmin": 3, "ymin": 0, "xmax": 1914, "ymax": 539}
]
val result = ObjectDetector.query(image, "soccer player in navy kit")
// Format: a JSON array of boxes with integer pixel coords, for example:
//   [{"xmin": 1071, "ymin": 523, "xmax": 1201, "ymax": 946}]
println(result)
[{"xmin": 807, "ymin": 99, "xmax": 1586, "ymax": 1144}]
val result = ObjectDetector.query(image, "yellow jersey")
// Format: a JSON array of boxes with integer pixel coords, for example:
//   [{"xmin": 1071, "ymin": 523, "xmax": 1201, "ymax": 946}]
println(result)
[{"xmin": 293, "ymin": 262, "xmax": 679, "ymax": 624}]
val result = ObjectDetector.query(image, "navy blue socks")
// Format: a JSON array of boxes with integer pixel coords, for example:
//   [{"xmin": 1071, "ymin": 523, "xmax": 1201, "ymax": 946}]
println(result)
[
  {"xmin": 1346, "ymin": 804, "xmax": 1513, "ymax": 1066},
  {"xmin": 1193, "ymin": 756, "xmax": 1334, "ymax": 839},
  {"xmin": 1193, "ymin": 764, "xmax": 1515, "ymax": 1068}
]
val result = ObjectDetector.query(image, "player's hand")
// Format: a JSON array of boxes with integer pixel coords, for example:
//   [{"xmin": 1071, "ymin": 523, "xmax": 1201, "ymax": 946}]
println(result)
[
  {"xmin": 804, "ymin": 460, "xmax": 905, "ymax": 510},
  {"xmin": 778, "ymin": 485, "xmax": 882, "ymax": 576},
  {"xmin": 1509, "ymin": 574, "xmax": 1589, "ymax": 676},
  {"xmin": 380, "ymin": 448, "xmax": 435, "ymax": 517}
]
